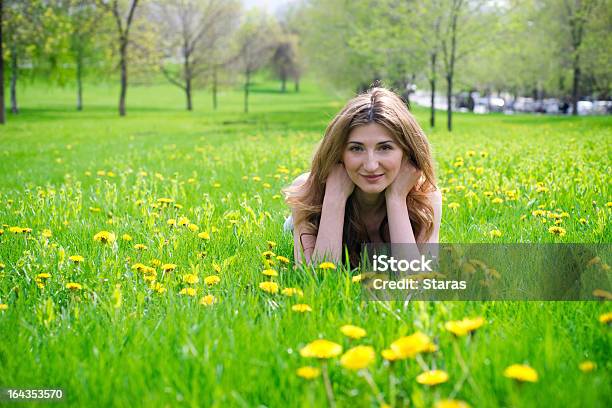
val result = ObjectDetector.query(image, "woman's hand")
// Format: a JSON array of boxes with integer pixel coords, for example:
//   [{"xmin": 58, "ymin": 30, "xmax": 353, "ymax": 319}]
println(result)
[
  {"xmin": 385, "ymin": 158, "xmax": 422, "ymax": 201},
  {"xmin": 325, "ymin": 163, "xmax": 355, "ymax": 201}
]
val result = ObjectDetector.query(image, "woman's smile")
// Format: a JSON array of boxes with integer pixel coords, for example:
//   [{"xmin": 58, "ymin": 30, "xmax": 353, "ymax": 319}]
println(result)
[{"xmin": 361, "ymin": 173, "xmax": 384, "ymax": 183}]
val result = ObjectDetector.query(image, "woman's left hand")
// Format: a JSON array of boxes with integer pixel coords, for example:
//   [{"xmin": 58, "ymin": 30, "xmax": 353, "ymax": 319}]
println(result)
[{"xmin": 385, "ymin": 158, "xmax": 422, "ymax": 201}]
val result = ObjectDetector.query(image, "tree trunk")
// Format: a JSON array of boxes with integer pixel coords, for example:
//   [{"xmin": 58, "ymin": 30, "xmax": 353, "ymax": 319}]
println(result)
[
  {"xmin": 294, "ymin": 79, "xmax": 299, "ymax": 93},
  {"xmin": 572, "ymin": 52, "xmax": 580, "ymax": 116},
  {"xmin": 446, "ymin": 74, "xmax": 452, "ymax": 132},
  {"xmin": 212, "ymin": 67, "xmax": 218, "ymax": 111},
  {"xmin": 186, "ymin": 76, "xmax": 192, "ymax": 111},
  {"xmin": 281, "ymin": 77, "xmax": 286, "ymax": 93},
  {"xmin": 430, "ymin": 53, "xmax": 436, "ymax": 128},
  {"xmin": 0, "ymin": 0, "xmax": 5, "ymax": 124},
  {"xmin": 76, "ymin": 54, "xmax": 83, "ymax": 111},
  {"xmin": 244, "ymin": 70, "xmax": 250, "ymax": 114},
  {"xmin": 119, "ymin": 39, "xmax": 127, "ymax": 117},
  {"xmin": 10, "ymin": 51, "xmax": 18, "ymax": 114}
]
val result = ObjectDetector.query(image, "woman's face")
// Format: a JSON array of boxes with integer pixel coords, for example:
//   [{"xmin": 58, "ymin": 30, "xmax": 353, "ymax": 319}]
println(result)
[{"xmin": 342, "ymin": 123, "xmax": 404, "ymax": 195}]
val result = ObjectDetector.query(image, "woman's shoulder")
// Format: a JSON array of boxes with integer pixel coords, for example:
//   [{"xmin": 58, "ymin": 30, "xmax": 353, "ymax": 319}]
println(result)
[{"xmin": 290, "ymin": 171, "xmax": 311, "ymax": 187}]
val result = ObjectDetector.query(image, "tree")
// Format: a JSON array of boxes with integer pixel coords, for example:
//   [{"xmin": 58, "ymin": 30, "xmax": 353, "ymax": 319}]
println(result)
[
  {"xmin": 155, "ymin": 0, "xmax": 240, "ymax": 111},
  {"xmin": 1, "ymin": 0, "xmax": 5, "ymax": 124},
  {"xmin": 271, "ymin": 34, "xmax": 300, "ymax": 92},
  {"xmin": 100, "ymin": 0, "xmax": 140, "ymax": 117},
  {"xmin": 234, "ymin": 10, "xmax": 278, "ymax": 113}
]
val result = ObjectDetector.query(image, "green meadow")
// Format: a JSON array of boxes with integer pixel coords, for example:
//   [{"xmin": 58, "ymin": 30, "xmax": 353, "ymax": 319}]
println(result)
[{"xmin": 0, "ymin": 79, "xmax": 610, "ymax": 407}]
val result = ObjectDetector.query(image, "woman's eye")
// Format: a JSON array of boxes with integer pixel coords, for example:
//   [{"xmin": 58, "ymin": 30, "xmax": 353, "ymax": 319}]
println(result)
[
  {"xmin": 349, "ymin": 146, "xmax": 363, "ymax": 152},
  {"xmin": 380, "ymin": 144, "xmax": 392, "ymax": 150}
]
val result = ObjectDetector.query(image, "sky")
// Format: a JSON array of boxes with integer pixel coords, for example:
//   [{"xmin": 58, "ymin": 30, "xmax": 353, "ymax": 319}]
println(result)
[{"xmin": 243, "ymin": 0, "xmax": 300, "ymax": 14}]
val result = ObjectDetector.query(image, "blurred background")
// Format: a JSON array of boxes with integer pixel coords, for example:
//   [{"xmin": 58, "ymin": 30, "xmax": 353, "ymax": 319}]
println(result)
[{"xmin": 1, "ymin": 0, "xmax": 610, "ymax": 128}]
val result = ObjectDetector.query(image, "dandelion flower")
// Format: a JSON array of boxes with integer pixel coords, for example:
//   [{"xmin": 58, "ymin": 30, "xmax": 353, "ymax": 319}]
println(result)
[
  {"xmin": 435, "ymin": 400, "xmax": 471, "ymax": 408},
  {"xmin": 187, "ymin": 224, "xmax": 199, "ymax": 232},
  {"xmin": 93, "ymin": 231, "xmax": 116, "ymax": 244},
  {"xmin": 444, "ymin": 317, "xmax": 485, "ymax": 337},
  {"xmin": 578, "ymin": 361, "xmax": 596, "ymax": 372},
  {"xmin": 0, "ymin": 263, "xmax": 5, "ymax": 270},
  {"xmin": 292, "ymin": 304, "xmax": 312, "ymax": 313},
  {"xmin": 598, "ymin": 312, "xmax": 612, "ymax": 324},
  {"xmin": 199, "ymin": 295, "xmax": 216, "ymax": 306},
  {"xmin": 390, "ymin": 331, "xmax": 434, "ymax": 359},
  {"xmin": 489, "ymin": 230, "xmax": 502, "ymax": 238},
  {"xmin": 0, "ymin": 304, "xmax": 8, "ymax": 311},
  {"xmin": 66, "ymin": 282, "xmax": 82, "ymax": 291},
  {"xmin": 259, "ymin": 281, "xmax": 279, "ymax": 294},
  {"xmin": 162, "ymin": 263, "xmax": 177, "ymax": 272},
  {"xmin": 416, "ymin": 370, "xmax": 449, "ymax": 386},
  {"xmin": 198, "ymin": 231, "xmax": 211, "ymax": 240},
  {"xmin": 503, "ymin": 364, "xmax": 538, "ymax": 382},
  {"xmin": 281, "ymin": 287, "xmax": 303, "ymax": 297},
  {"xmin": 267, "ymin": 240, "xmax": 277, "ymax": 249},
  {"xmin": 296, "ymin": 366, "xmax": 321, "ymax": 379},
  {"xmin": 183, "ymin": 274, "xmax": 199, "ymax": 284},
  {"xmin": 448, "ymin": 202, "xmax": 460, "ymax": 210},
  {"xmin": 204, "ymin": 275, "xmax": 221, "ymax": 286},
  {"xmin": 300, "ymin": 339, "xmax": 342, "ymax": 359},
  {"xmin": 491, "ymin": 197, "xmax": 504, "ymax": 204},
  {"xmin": 276, "ymin": 255, "xmax": 290, "ymax": 264},
  {"xmin": 318, "ymin": 262, "xmax": 336, "ymax": 270},
  {"xmin": 340, "ymin": 324, "xmax": 367, "ymax": 339},
  {"xmin": 262, "ymin": 251, "xmax": 276, "ymax": 259},
  {"xmin": 340, "ymin": 345, "xmax": 375, "ymax": 370},
  {"xmin": 42, "ymin": 229, "xmax": 52, "ymax": 238},
  {"xmin": 150, "ymin": 282, "xmax": 166, "ymax": 294},
  {"xmin": 69, "ymin": 255, "xmax": 84, "ymax": 263},
  {"xmin": 134, "ymin": 244, "xmax": 148, "ymax": 250},
  {"xmin": 122, "ymin": 234, "xmax": 132, "ymax": 241},
  {"xmin": 179, "ymin": 287, "xmax": 197, "ymax": 297},
  {"xmin": 262, "ymin": 269, "xmax": 278, "ymax": 277},
  {"xmin": 548, "ymin": 226, "xmax": 566, "ymax": 237},
  {"xmin": 381, "ymin": 348, "xmax": 400, "ymax": 362}
]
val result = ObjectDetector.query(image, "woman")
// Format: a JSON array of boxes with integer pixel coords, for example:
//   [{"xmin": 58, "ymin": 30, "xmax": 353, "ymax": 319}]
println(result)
[{"xmin": 283, "ymin": 87, "xmax": 442, "ymax": 268}]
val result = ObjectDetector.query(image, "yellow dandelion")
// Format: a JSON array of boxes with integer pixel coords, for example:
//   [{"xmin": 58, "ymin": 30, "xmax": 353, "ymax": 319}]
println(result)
[
  {"xmin": 489, "ymin": 229, "xmax": 502, "ymax": 238},
  {"xmin": 448, "ymin": 202, "xmax": 460, "ymax": 210},
  {"xmin": 150, "ymin": 282, "xmax": 166, "ymax": 294},
  {"xmin": 578, "ymin": 361, "xmax": 596, "ymax": 372},
  {"xmin": 259, "ymin": 281, "xmax": 279, "ymax": 294},
  {"xmin": 503, "ymin": 364, "xmax": 538, "ymax": 382},
  {"xmin": 318, "ymin": 262, "xmax": 336, "ymax": 270},
  {"xmin": 122, "ymin": 234, "xmax": 132, "ymax": 241},
  {"xmin": 267, "ymin": 240, "xmax": 277, "ymax": 249},
  {"xmin": 292, "ymin": 304, "xmax": 312, "ymax": 313},
  {"xmin": 183, "ymin": 274, "xmax": 199, "ymax": 284},
  {"xmin": 598, "ymin": 312, "xmax": 612, "ymax": 324},
  {"xmin": 204, "ymin": 275, "xmax": 221, "ymax": 286},
  {"xmin": 491, "ymin": 197, "xmax": 504, "ymax": 204},
  {"xmin": 262, "ymin": 269, "xmax": 278, "ymax": 278},
  {"xmin": 0, "ymin": 263, "xmax": 5, "ymax": 270},
  {"xmin": 340, "ymin": 324, "xmax": 367, "ymax": 339},
  {"xmin": 444, "ymin": 317, "xmax": 485, "ymax": 337},
  {"xmin": 198, "ymin": 231, "xmax": 211, "ymax": 240},
  {"xmin": 69, "ymin": 255, "xmax": 84, "ymax": 263},
  {"xmin": 178, "ymin": 217, "xmax": 190, "ymax": 226},
  {"xmin": 340, "ymin": 345, "xmax": 375, "ymax": 370},
  {"xmin": 66, "ymin": 282, "xmax": 82, "ymax": 291},
  {"xmin": 276, "ymin": 255, "xmax": 290, "ymax": 264},
  {"xmin": 262, "ymin": 250, "xmax": 276, "ymax": 258},
  {"xmin": 167, "ymin": 219, "xmax": 177, "ymax": 227},
  {"xmin": 296, "ymin": 366, "xmax": 321, "ymax": 379},
  {"xmin": 281, "ymin": 287, "xmax": 303, "ymax": 297},
  {"xmin": 162, "ymin": 263, "xmax": 177, "ymax": 272},
  {"xmin": 390, "ymin": 331, "xmax": 434, "ymax": 359},
  {"xmin": 381, "ymin": 348, "xmax": 400, "ymax": 362},
  {"xmin": 179, "ymin": 287, "xmax": 197, "ymax": 296},
  {"xmin": 36, "ymin": 272, "xmax": 51, "ymax": 280},
  {"xmin": 134, "ymin": 244, "xmax": 148, "ymax": 250},
  {"xmin": 187, "ymin": 224, "xmax": 199, "ymax": 232},
  {"xmin": 435, "ymin": 400, "xmax": 471, "ymax": 408},
  {"xmin": 0, "ymin": 304, "xmax": 8, "ymax": 311},
  {"xmin": 42, "ymin": 229, "xmax": 52, "ymax": 238},
  {"xmin": 548, "ymin": 226, "xmax": 566, "ymax": 236},
  {"xmin": 199, "ymin": 294, "xmax": 216, "ymax": 306},
  {"xmin": 416, "ymin": 370, "xmax": 449, "ymax": 386},
  {"xmin": 300, "ymin": 339, "xmax": 342, "ymax": 359},
  {"xmin": 93, "ymin": 231, "xmax": 116, "ymax": 244}
]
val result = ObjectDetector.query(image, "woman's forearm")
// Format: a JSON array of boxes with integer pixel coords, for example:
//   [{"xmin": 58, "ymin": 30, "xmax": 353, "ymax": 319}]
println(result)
[
  {"xmin": 310, "ymin": 194, "xmax": 347, "ymax": 264},
  {"xmin": 386, "ymin": 196, "xmax": 422, "ymax": 261}
]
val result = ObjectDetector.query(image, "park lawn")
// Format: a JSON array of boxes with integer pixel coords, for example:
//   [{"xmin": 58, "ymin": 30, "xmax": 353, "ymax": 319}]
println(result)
[{"xmin": 0, "ymin": 78, "xmax": 610, "ymax": 407}]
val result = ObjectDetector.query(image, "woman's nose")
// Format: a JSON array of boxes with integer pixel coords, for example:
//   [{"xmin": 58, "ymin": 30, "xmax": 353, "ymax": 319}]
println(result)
[{"xmin": 363, "ymin": 153, "xmax": 379, "ymax": 172}]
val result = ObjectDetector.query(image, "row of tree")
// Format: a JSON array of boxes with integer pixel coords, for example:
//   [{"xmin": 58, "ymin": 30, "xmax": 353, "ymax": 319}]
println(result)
[
  {"xmin": 296, "ymin": 0, "xmax": 610, "ymax": 130},
  {"xmin": 1, "ymin": 0, "xmax": 610, "ymax": 130},
  {"xmin": 0, "ymin": 0, "xmax": 302, "ymax": 123}
]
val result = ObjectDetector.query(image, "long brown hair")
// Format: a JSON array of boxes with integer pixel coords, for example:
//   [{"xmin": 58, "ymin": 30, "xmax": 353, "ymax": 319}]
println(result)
[{"xmin": 284, "ymin": 87, "xmax": 437, "ymax": 267}]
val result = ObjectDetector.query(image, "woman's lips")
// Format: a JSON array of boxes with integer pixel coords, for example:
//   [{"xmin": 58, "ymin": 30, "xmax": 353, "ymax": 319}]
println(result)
[{"xmin": 361, "ymin": 174, "xmax": 383, "ymax": 183}]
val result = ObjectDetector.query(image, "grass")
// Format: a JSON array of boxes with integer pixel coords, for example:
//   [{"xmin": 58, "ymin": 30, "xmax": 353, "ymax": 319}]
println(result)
[{"xmin": 0, "ymin": 77, "xmax": 610, "ymax": 407}]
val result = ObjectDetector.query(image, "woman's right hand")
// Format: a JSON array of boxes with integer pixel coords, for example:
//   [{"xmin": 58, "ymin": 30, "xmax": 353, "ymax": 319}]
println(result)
[{"xmin": 325, "ymin": 163, "xmax": 355, "ymax": 201}]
